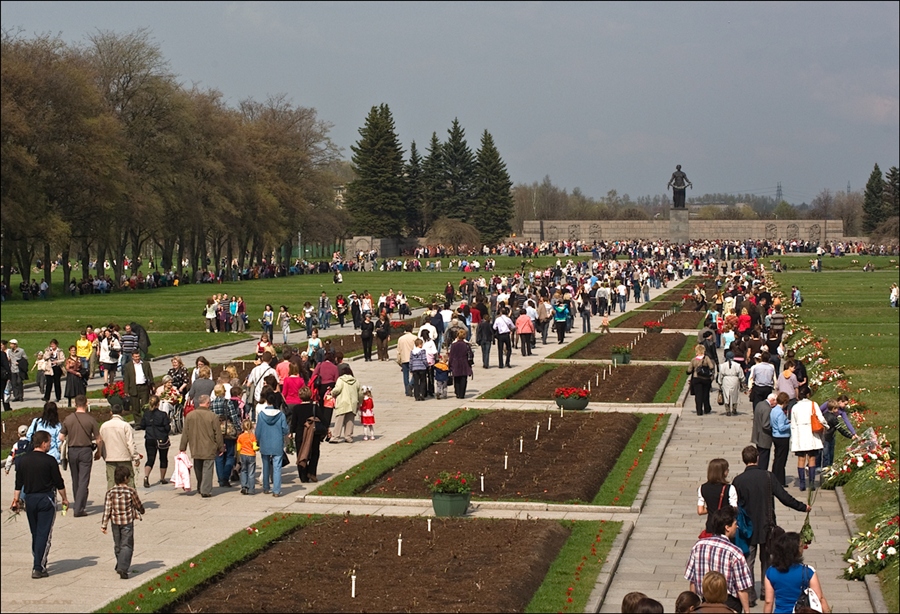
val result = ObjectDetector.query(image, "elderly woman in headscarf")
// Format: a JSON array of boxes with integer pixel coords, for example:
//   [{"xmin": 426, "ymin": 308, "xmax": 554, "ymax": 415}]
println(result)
[{"xmin": 717, "ymin": 350, "xmax": 745, "ymax": 416}]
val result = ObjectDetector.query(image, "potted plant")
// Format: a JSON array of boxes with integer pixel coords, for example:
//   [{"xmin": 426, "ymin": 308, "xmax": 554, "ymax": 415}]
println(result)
[
  {"xmin": 554, "ymin": 386, "xmax": 590, "ymax": 410},
  {"xmin": 102, "ymin": 381, "xmax": 128, "ymax": 407},
  {"xmin": 426, "ymin": 471, "xmax": 475, "ymax": 517},
  {"xmin": 643, "ymin": 320, "xmax": 664, "ymax": 333},
  {"xmin": 610, "ymin": 344, "xmax": 632, "ymax": 365}
]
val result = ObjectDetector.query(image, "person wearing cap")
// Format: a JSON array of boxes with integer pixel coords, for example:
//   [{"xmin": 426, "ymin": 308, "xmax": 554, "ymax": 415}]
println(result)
[
  {"xmin": 7, "ymin": 338, "xmax": 27, "ymax": 403},
  {"xmin": 123, "ymin": 351, "xmax": 154, "ymax": 427},
  {"xmin": 717, "ymin": 350, "xmax": 744, "ymax": 416}
]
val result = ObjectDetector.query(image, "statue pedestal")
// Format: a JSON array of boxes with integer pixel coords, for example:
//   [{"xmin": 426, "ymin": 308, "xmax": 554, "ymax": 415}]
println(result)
[{"xmin": 670, "ymin": 208, "xmax": 690, "ymax": 243}]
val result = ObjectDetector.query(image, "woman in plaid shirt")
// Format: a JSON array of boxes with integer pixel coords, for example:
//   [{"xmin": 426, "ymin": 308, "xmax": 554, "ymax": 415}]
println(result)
[{"xmin": 101, "ymin": 465, "xmax": 145, "ymax": 580}]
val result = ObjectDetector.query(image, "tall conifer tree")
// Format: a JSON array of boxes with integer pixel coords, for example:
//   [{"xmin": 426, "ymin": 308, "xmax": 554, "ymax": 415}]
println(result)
[
  {"xmin": 345, "ymin": 104, "xmax": 405, "ymax": 238},
  {"xmin": 404, "ymin": 140, "xmax": 425, "ymax": 236},
  {"xmin": 442, "ymin": 118, "xmax": 476, "ymax": 222},
  {"xmin": 473, "ymin": 130, "xmax": 514, "ymax": 244},
  {"xmin": 862, "ymin": 163, "xmax": 885, "ymax": 233},
  {"xmin": 421, "ymin": 132, "xmax": 445, "ymax": 234}
]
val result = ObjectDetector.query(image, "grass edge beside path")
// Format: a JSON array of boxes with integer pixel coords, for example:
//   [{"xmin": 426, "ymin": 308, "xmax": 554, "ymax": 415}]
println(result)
[{"xmin": 525, "ymin": 520, "xmax": 622, "ymax": 614}]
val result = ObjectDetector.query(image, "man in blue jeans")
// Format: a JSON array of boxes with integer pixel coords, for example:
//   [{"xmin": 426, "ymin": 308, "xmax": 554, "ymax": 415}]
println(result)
[{"xmin": 10, "ymin": 430, "xmax": 68, "ymax": 578}]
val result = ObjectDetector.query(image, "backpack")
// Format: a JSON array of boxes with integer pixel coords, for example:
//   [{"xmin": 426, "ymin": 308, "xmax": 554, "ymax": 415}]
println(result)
[
  {"xmin": 12, "ymin": 438, "xmax": 33, "ymax": 470},
  {"xmin": 695, "ymin": 361, "xmax": 713, "ymax": 381}
]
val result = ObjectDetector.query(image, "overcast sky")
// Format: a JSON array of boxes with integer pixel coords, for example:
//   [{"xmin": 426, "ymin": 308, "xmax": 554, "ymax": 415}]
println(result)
[{"xmin": 2, "ymin": 1, "xmax": 898, "ymax": 204}]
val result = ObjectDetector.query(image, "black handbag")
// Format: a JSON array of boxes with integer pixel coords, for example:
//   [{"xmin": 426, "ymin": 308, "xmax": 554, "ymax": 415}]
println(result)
[{"xmin": 157, "ymin": 438, "xmax": 171, "ymax": 449}]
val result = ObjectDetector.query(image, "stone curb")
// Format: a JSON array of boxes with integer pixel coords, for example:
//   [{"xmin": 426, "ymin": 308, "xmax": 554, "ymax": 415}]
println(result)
[
  {"xmin": 586, "ymin": 520, "xmax": 636, "ymax": 613},
  {"xmin": 299, "ymin": 494, "xmax": 641, "ymax": 515},
  {"xmin": 836, "ymin": 486, "xmax": 887, "ymax": 613}
]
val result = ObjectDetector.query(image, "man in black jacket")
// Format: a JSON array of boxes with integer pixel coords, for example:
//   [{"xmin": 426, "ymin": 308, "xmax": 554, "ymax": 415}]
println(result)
[
  {"xmin": 732, "ymin": 445, "xmax": 810, "ymax": 607},
  {"xmin": 10, "ymin": 430, "xmax": 69, "ymax": 578}
]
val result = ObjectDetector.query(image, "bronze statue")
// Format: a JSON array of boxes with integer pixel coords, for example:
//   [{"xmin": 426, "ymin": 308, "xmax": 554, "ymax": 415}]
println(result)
[{"xmin": 668, "ymin": 164, "xmax": 692, "ymax": 209}]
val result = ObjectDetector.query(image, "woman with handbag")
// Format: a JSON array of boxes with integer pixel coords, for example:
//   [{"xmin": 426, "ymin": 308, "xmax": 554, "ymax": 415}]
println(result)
[
  {"xmin": 697, "ymin": 458, "xmax": 737, "ymax": 537},
  {"xmin": 100, "ymin": 329, "xmax": 122, "ymax": 386},
  {"xmin": 688, "ymin": 344, "xmax": 716, "ymax": 416},
  {"xmin": 790, "ymin": 388, "xmax": 828, "ymax": 491},
  {"xmin": 139, "ymin": 396, "xmax": 171, "ymax": 487},
  {"xmin": 291, "ymin": 387, "xmax": 324, "ymax": 482},
  {"xmin": 373, "ymin": 312, "xmax": 391, "ymax": 361},
  {"xmin": 764, "ymin": 531, "xmax": 831, "ymax": 613}
]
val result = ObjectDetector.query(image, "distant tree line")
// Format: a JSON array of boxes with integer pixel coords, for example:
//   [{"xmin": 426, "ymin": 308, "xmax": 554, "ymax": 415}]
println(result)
[
  {"xmin": 1, "ymin": 29, "xmax": 343, "ymax": 290},
  {"xmin": 344, "ymin": 105, "xmax": 515, "ymax": 245}
]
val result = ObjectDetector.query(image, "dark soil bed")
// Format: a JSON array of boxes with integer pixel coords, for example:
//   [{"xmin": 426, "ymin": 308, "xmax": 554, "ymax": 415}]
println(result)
[
  {"xmin": 170, "ymin": 516, "xmax": 569, "ymax": 613},
  {"xmin": 364, "ymin": 410, "xmax": 639, "ymax": 503},
  {"xmin": 1, "ymin": 407, "xmax": 116, "ymax": 449},
  {"xmin": 617, "ymin": 310, "xmax": 704, "ymax": 330},
  {"xmin": 509, "ymin": 364, "xmax": 671, "ymax": 404},
  {"xmin": 570, "ymin": 333, "xmax": 687, "ymax": 361}
]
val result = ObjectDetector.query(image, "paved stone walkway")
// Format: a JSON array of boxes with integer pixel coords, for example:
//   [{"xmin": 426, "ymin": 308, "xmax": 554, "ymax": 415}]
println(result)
[{"xmin": 599, "ymin": 349, "xmax": 873, "ymax": 612}]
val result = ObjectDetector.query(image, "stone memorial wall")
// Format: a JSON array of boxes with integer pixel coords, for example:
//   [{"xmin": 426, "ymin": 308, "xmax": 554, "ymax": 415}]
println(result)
[{"xmin": 520, "ymin": 219, "xmax": 845, "ymax": 243}]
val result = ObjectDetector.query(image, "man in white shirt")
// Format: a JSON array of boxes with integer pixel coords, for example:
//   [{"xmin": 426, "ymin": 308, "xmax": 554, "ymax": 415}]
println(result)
[{"xmin": 492, "ymin": 307, "xmax": 514, "ymax": 368}]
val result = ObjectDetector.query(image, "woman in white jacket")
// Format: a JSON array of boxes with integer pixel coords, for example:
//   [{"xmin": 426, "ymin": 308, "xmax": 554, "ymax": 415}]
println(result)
[{"xmin": 790, "ymin": 388, "xmax": 828, "ymax": 491}]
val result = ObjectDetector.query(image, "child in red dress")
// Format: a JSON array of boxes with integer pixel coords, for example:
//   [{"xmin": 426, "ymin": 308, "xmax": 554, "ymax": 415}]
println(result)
[{"xmin": 360, "ymin": 386, "xmax": 375, "ymax": 440}]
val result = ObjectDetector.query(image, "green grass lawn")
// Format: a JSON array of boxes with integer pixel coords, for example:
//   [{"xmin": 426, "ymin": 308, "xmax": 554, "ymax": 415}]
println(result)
[{"xmin": 776, "ymin": 268, "xmax": 899, "ymax": 610}]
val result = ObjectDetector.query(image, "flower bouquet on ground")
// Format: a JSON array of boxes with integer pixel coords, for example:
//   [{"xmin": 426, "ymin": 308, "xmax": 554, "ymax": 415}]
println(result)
[
  {"xmin": 425, "ymin": 471, "xmax": 475, "ymax": 494},
  {"xmin": 554, "ymin": 387, "xmax": 589, "ymax": 400},
  {"xmin": 843, "ymin": 513, "xmax": 900, "ymax": 580},
  {"xmin": 821, "ymin": 427, "xmax": 895, "ymax": 489},
  {"xmin": 643, "ymin": 320, "xmax": 664, "ymax": 333}
]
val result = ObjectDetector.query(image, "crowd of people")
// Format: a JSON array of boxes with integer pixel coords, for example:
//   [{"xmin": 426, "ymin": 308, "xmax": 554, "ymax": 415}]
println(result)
[{"xmin": 0, "ymin": 247, "xmax": 862, "ymax": 612}]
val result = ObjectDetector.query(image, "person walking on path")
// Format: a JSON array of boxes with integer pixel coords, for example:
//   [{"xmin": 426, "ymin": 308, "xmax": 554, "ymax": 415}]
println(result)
[
  {"xmin": 396, "ymin": 329, "xmax": 416, "ymax": 397},
  {"xmin": 139, "ymin": 396, "xmax": 171, "ymax": 488},
  {"xmin": 255, "ymin": 392, "xmax": 289, "ymax": 497},
  {"xmin": 790, "ymin": 389, "xmax": 828, "ymax": 491},
  {"xmin": 210, "ymin": 384, "xmax": 240, "ymax": 488},
  {"xmin": 123, "ymin": 350, "xmax": 154, "ymax": 428},
  {"xmin": 99, "ymin": 404, "xmax": 138, "ymax": 490},
  {"xmin": 764, "ymin": 531, "xmax": 831, "ymax": 614},
  {"xmin": 684, "ymin": 506, "xmax": 753, "ymax": 613},
  {"xmin": 9, "ymin": 430, "xmax": 68, "ymax": 579},
  {"xmin": 733, "ymin": 446, "xmax": 810, "ymax": 608},
  {"xmin": 58, "ymin": 395, "xmax": 101, "ymax": 517},
  {"xmin": 330, "ymin": 363, "xmax": 361, "ymax": 443},
  {"xmin": 179, "ymin": 394, "xmax": 223, "ymax": 498},
  {"xmin": 100, "ymin": 464, "xmax": 145, "ymax": 580},
  {"xmin": 448, "ymin": 330, "xmax": 473, "ymax": 399},
  {"xmin": 493, "ymin": 306, "xmax": 514, "ymax": 367},
  {"xmin": 7, "ymin": 338, "xmax": 27, "ymax": 402},
  {"xmin": 717, "ymin": 350, "xmax": 744, "ymax": 416},
  {"xmin": 751, "ymin": 393, "xmax": 777, "ymax": 472},
  {"xmin": 770, "ymin": 392, "xmax": 792, "ymax": 488},
  {"xmin": 688, "ymin": 344, "xmax": 716, "ymax": 416}
]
